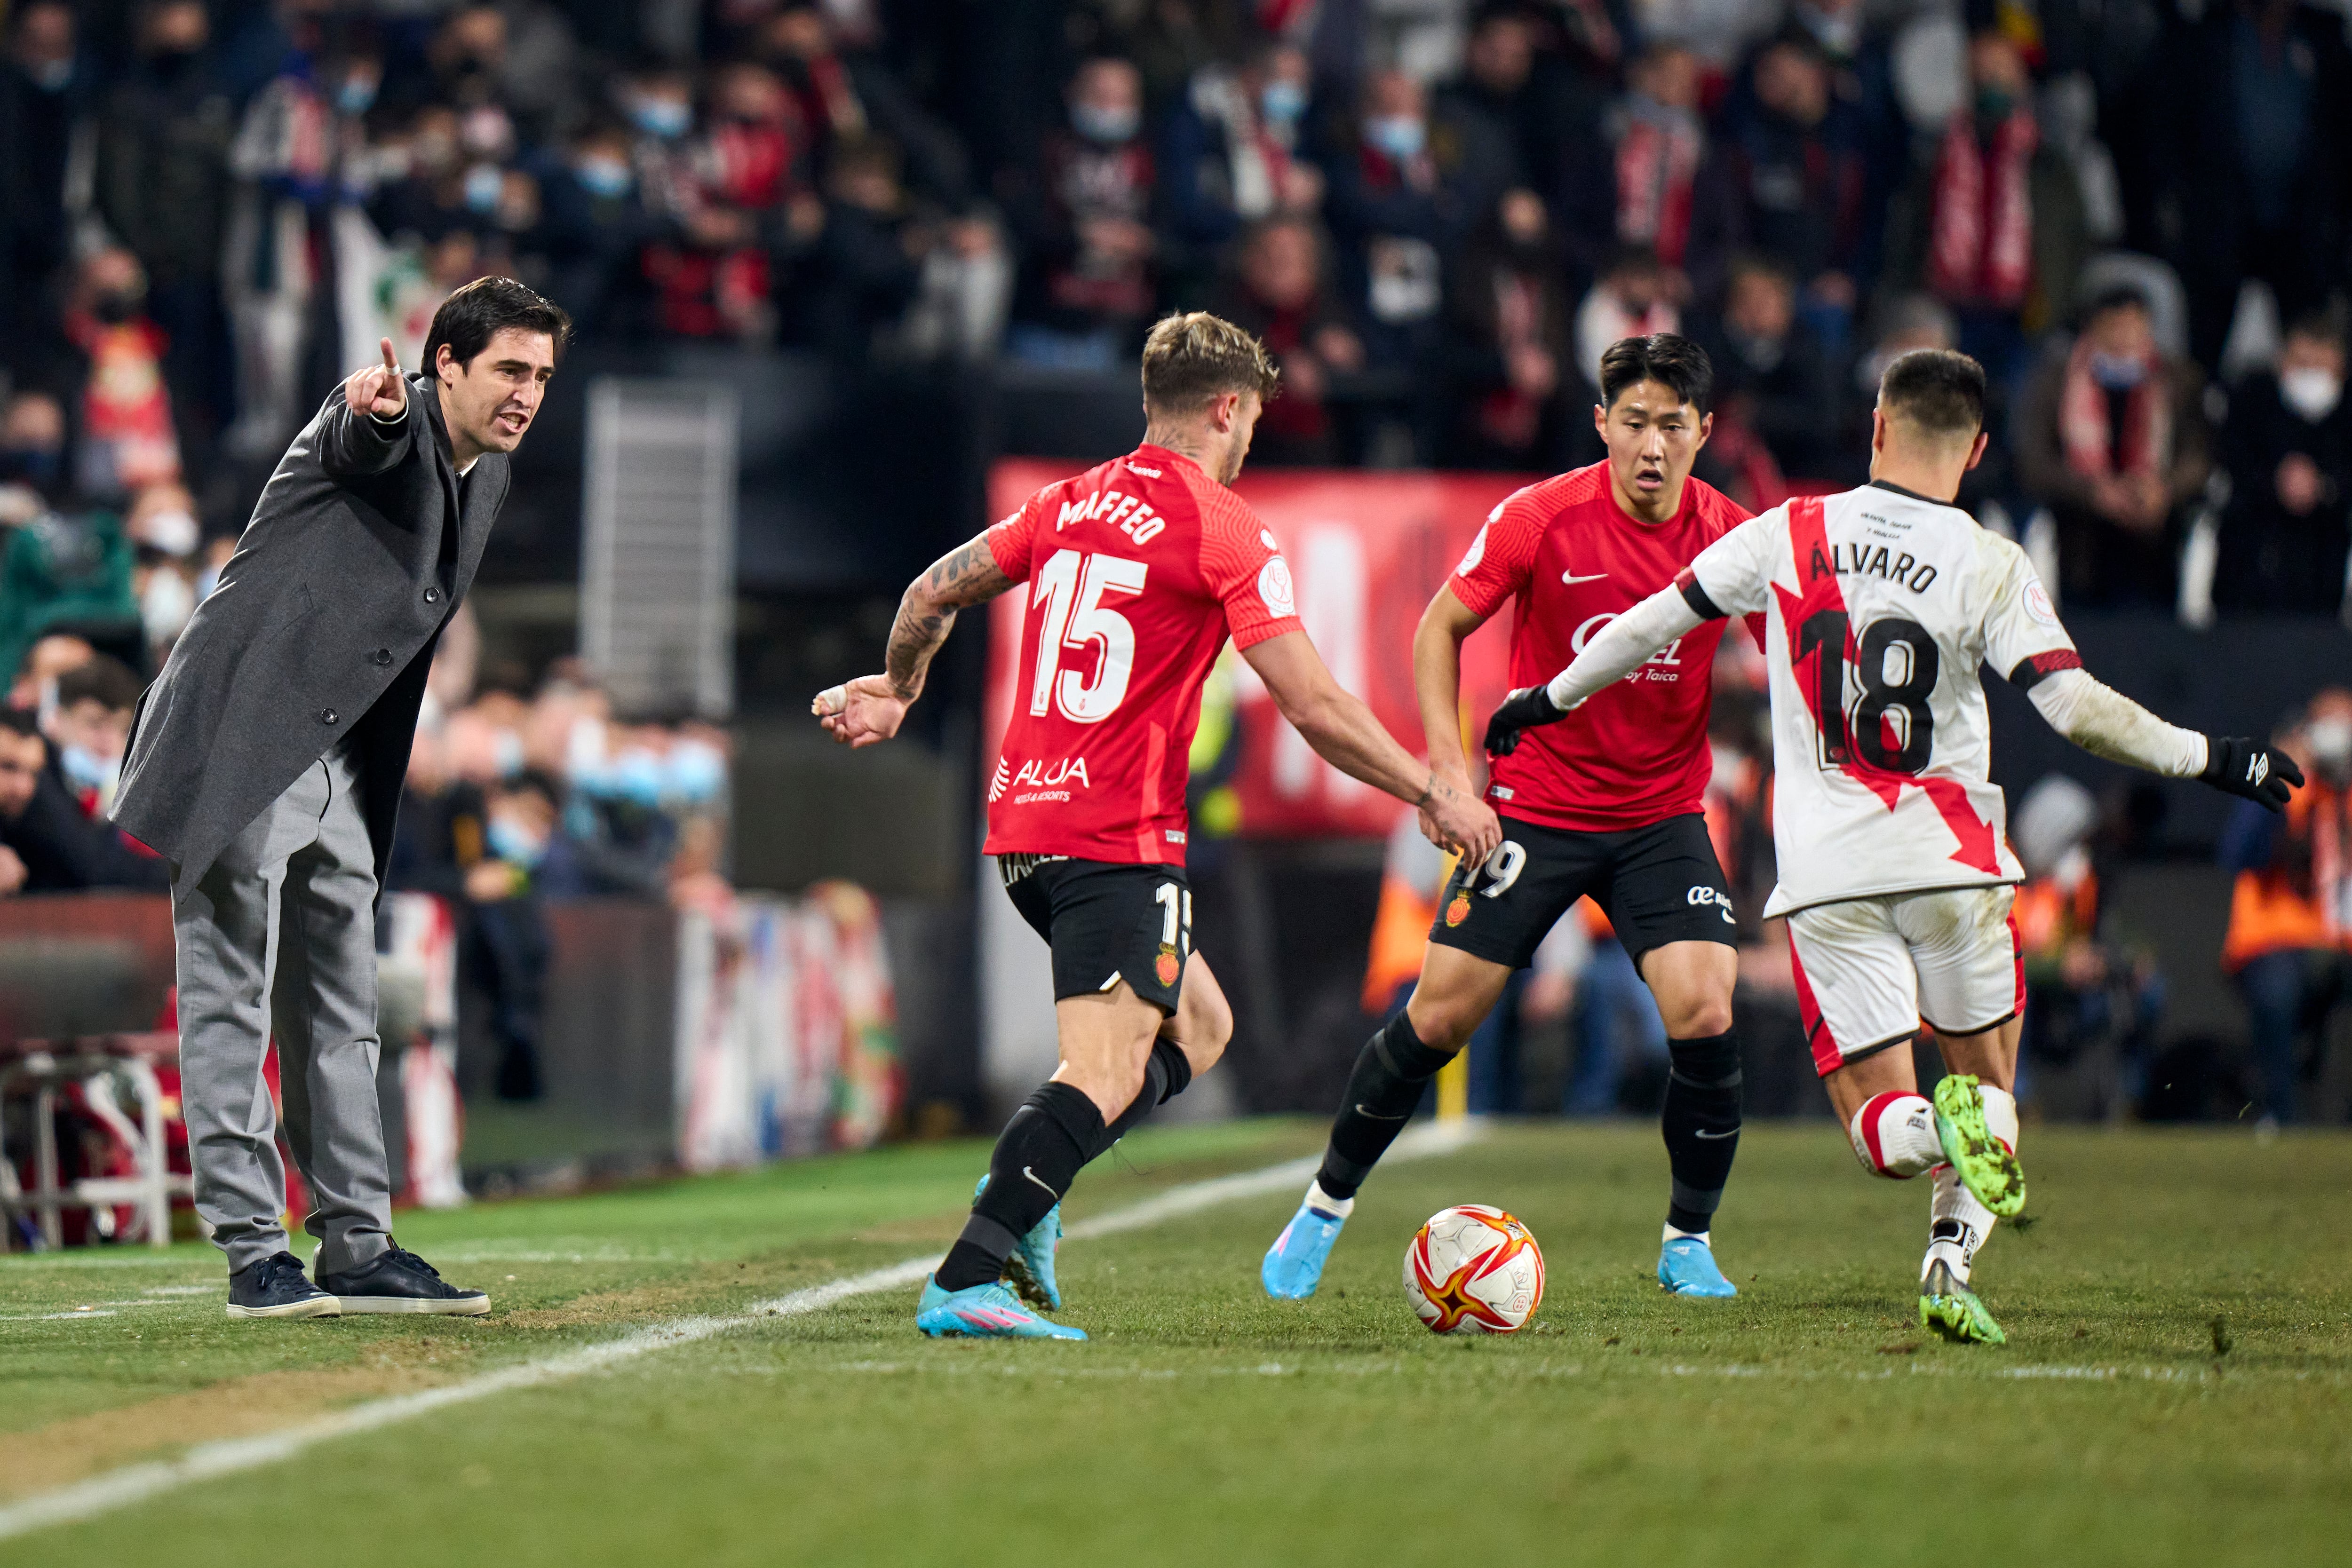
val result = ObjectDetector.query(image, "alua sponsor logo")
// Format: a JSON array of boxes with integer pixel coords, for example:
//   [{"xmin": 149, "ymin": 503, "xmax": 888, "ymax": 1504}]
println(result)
[{"xmin": 1008, "ymin": 756, "xmax": 1092, "ymax": 791}]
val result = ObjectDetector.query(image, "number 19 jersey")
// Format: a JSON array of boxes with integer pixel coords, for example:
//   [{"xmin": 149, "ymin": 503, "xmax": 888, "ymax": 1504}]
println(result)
[
  {"xmin": 1683, "ymin": 481, "xmax": 2080, "ymax": 916},
  {"xmin": 983, "ymin": 443, "xmax": 1303, "ymax": 864}
]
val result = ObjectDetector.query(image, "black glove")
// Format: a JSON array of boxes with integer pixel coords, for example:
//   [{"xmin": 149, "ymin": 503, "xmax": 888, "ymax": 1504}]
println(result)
[
  {"xmin": 1484, "ymin": 685, "xmax": 1568, "ymax": 757},
  {"xmin": 2200, "ymin": 736, "xmax": 2304, "ymax": 811}
]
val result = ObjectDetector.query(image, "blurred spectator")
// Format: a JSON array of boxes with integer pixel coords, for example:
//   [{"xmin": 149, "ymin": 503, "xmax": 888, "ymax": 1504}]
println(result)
[
  {"xmin": 0, "ymin": 391, "xmax": 67, "ymax": 528},
  {"xmin": 1443, "ymin": 188, "xmax": 1571, "ymax": 468},
  {"xmin": 2213, "ymin": 311, "xmax": 2352, "ymax": 617},
  {"xmin": 124, "ymin": 482, "xmax": 199, "ymax": 658},
  {"xmin": 93, "ymin": 0, "xmax": 235, "ymax": 455},
  {"xmin": 1160, "ymin": 40, "xmax": 1323, "ymax": 276},
  {"xmin": 0, "ymin": 705, "xmax": 167, "ymax": 893},
  {"xmin": 0, "ymin": 1, "xmax": 82, "ymax": 382},
  {"xmin": 1558, "ymin": 42, "xmax": 1723, "ymax": 290},
  {"xmin": 812, "ymin": 140, "xmax": 1009, "ymax": 364},
  {"xmin": 7, "ymin": 631, "xmax": 93, "ymax": 708},
  {"xmin": 43, "ymin": 653, "xmax": 141, "ymax": 819},
  {"xmin": 1880, "ymin": 29, "xmax": 2088, "ymax": 387},
  {"xmin": 63, "ymin": 248, "xmax": 183, "ymax": 500},
  {"xmin": 1422, "ymin": 9, "xmax": 1545, "ymax": 237},
  {"xmin": 223, "ymin": 47, "xmax": 344, "ymax": 459},
  {"xmin": 755, "ymin": 4, "xmax": 970, "ymax": 209},
  {"xmin": 1324, "ymin": 68, "xmax": 1471, "ymax": 371},
  {"xmin": 1003, "ymin": 57, "xmax": 1158, "ymax": 369},
  {"xmin": 615, "ymin": 63, "xmax": 698, "ymax": 219},
  {"xmin": 1211, "ymin": 217, "xmax": 1362, "ymax": 465},
  {"xmin": 469, "ymin": 768, "xmax": 560, "ymax": 1101},
  {"xmin": 2218, "ymin": 691, "xmax": 2352, "ymax": 1126},
  {"xmin": 2014, "ymin": 285, "xmax": 2212, "ymax": 609},
  {"xmin": 1696, "ymin": 252, "xmax": 1838, "ymax": 481},
  {"xmin": 1572, "ymin": 244, "xmax": 1679, "ymax": 396},
  {"xmin": 537, "ymin": 121, "xmax": 662, "ymax": 337},
  {"xmin": 0, "ymin": 501, "xmax": 139, "ymax": 685},
  {"xmin": 2155, "ymin": 0, "xmax": 2352, "ymax": 372},
  {"xmin": 1714, "ymin": 36, "xmax": 1863, "ymax": 337},
  {"xmin": 644, "ymin": 62, "xmax": 818, "ymax": 342}
]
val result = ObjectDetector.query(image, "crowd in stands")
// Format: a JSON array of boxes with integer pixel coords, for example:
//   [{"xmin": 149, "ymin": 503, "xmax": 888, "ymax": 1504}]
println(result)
[{"xmin": 0, "ymin": 0, "xmax": 2344, "ymax": 617}]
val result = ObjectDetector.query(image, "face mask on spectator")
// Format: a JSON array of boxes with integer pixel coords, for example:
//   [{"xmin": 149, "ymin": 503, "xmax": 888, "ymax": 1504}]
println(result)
[
  {"xmin": 60, "ymin": 743, "xmax": 116, "ymax": 794},
  {"xmin": 141, "ymin": 507, "xmax": 199, "ymax": 557},
  {"xmin": 631, "ymin": 96, "xmax": 691, "ymax": 139},
  {"xmin": 485, "ymin": 815, "xmax": 548, "ymax": 869},
  {"xmin": 336, "ymin": 76, "xmax": 377, "ymax": 115},
  {"xmin": 141, "ymin": 564, "xmax": 194, "ymax": 645},
  {"xmin": 1365, "ymin": 114, "xmax": 1426, "ymax": 160},
  {"xmin": 31, "ymin": 60, "xmax": 71, "ymax": 93},
  {"xmin": 2087, "ymin": 350, "xmax": 2147, "ymax": 390},
  {"xmin": 609, "ymin": 747, "xmax": 667, "ymax": 807},
  {"xmin": 665, "ymin": 738, "xmax": 726, "ymax": 805},
  {"xmin": 2308, "ymin": 717, "xmax": 2352, "ymax": 782},
  {"xmin": 2280, "ymin": 366, "xmax": 2343, "ymax": 422},
  {"xmin": 1261, "ymin": 80, "xmax": 1307, "ymax": 127},
  {"xmin": 1071, "ymin": 102, "xmax": 1139, "ymax": 144},
  {"xmin": 577, "ymin": 156, "xmax": 633, "ymax": 199},
  {"xmin": 463, "ymin": 163, "xmax": 505, "ymax": 214}
]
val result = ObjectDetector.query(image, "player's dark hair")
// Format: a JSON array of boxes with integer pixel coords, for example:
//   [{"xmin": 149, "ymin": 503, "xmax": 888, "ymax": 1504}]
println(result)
[
  {"xmin": 1598, "ymin": 332, "xmax": 1714, "ymax": 414},
  {"xmin": 1140, "ymin": 311, "xmax": 1282, "ymax": 415},
  {"xmin": 423, "ymin": 277, "xmax": 572, "ymax": 380},
  {"xmin": 1877, "ymin": 347, "xmax": 1986, "ymax": 439},
  {"xmin": 54, "ymin": 654, "xmax": 142, "ymax": 713}
]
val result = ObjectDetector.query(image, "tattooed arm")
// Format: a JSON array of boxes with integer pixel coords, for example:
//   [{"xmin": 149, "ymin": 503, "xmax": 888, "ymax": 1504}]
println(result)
[{"xmin": 812, "ymin": 533, "xmax": 1015, "ymax": 748}]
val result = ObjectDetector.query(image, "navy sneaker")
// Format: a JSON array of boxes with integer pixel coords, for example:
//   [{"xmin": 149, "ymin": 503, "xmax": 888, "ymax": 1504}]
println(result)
[
  {"xmin": 226, "ymin": 1251, "xmax": 341, "ymax": 1320},
  {"xmin": 317, "ymin": 1244, "xmax": 491, "ymax": 1315}
]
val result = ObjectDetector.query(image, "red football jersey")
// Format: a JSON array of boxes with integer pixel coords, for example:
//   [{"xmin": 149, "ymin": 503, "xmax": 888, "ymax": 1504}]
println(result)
[
  {"xmin": 1449, "ymin": 462, "xmax": 1755, "ymax": 832},
  {"xmin": 984, "ymin": 443, "xmax": 1303, "ymax": 863}
]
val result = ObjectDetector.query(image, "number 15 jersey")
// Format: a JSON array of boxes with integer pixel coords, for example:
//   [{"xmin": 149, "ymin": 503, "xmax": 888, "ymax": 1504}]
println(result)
[
  {"xmin": 983, "ymin": 443, "xmax": 1303, "ymax": 864},
  {"xmin": 1683, "ymin": 481, "xmax": 2079, "ymax": 916}
]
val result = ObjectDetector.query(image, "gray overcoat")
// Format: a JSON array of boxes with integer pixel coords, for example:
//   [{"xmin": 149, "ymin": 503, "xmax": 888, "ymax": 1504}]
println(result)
[{"xmin": 114, "ymin": 372, "xmax": 511, "ymax": 889}]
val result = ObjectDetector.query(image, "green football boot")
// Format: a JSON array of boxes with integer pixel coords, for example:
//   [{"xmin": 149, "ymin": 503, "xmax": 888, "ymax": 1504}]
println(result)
[
  {"xmin": 1919, "ymin": 1259, "xmax": 2007, "ymax": 1346},
  {"xmin": 1931, "ymin": 1074, "xmax": 2026, "ymax": 1218}
]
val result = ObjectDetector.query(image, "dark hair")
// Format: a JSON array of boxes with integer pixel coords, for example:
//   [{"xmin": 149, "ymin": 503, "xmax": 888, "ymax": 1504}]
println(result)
[
  {"xmin": 422, "ymin": 277, "xmax": 572, "ymax": 379},
  {"xmin": 1140, "ymin": 311, "xmax": 1282, "ymax": 414},
  {"xmin": 500, "ymin": 767, "xmax": 566, "ymax": 809},
  {"xmin": 55, "ymin": 654, "xmax": 142, "ymax": 713},
  {"xmin": 1598, "ymin": 333, "xmax": 1714, "ymax": 413},
  {"xmin": 2080, "ymin": 283, "xmax": 2149, "ymax": 325},
  {"xmin": 1877, "ymin": 348, "xmax": 1986, "ymax": 438},
  {"xmin": 0, "ymin": 706, "xmax": 39, "ymax": 739},
  {"xmin": 2285, "ymin": 307, "xmax": 2347, "ymax": 348}
]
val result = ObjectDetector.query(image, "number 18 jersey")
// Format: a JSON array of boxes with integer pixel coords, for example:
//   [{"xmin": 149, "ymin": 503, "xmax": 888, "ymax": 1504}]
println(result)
[
  {"xmin": 983, "ymin": 443, "xmax": 1303, "ymax": 864},
  {"xmin": 1683, "ymin": 481, "xmax": 2080, "ymax": 916}
]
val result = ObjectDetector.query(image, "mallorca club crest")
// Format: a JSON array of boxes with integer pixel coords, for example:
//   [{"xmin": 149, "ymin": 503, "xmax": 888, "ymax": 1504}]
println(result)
[
  {"xmin": 1155, "ymin": 943, "xmax": 1181, "ymax": 988},
  {"xmin": 1445, "ymin": 891, "xmax": 1471, "ymax": 927}
]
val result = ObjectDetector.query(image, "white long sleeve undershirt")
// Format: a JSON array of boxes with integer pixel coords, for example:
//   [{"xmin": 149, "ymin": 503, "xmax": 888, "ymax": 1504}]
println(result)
[{"xmin": 1543, "ymin": 586, "xmax": 1703, "ymax": 710}]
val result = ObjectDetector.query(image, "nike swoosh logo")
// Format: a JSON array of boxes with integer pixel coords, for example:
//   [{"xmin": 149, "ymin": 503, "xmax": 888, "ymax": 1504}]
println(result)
[
  {"xmin": 1561, "ymin": 571, "xmax": 1609, "ymax": 585},
  {"xmin": 1353, "ymin": 1104, "xmax": 1409, "ymax": 1122},
  {"xmin": 1022, "ymin": 1165, "xmax": 1061, "ymax": 1198},
  {"xmin": 1693, "ymin": 1128, "xmax": 1740, "ymax": 1140}
]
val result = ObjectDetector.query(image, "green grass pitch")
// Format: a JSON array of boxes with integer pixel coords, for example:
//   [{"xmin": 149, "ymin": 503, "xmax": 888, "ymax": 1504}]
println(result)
[{"xmin": 2, "ymin": 1118, "xmax": 2346, "ymax": 1566}]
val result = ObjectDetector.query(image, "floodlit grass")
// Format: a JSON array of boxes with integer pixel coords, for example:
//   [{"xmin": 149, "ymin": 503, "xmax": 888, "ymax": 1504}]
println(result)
[{"xmin": 2, "ymin": 1119, "xmax": 2346, "ymax": 1567}]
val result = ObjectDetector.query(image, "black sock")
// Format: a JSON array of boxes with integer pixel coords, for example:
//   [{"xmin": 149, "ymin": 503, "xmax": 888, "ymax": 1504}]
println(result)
[
  {"xmin": 1661, "ymin": 1031, "xmax": 1743, "ymax": 1235},
  {"xmin": 1093, "ymin": 1038, "xmax": 1192, "ymax": 1157},
  {"xmin": 936, "ymin": 1082, "xmax": 1104, "ymax": 1291},
  {"xmin": 1314, "ymin": 1012, "xmax": 1456, "ymax": 1203}
]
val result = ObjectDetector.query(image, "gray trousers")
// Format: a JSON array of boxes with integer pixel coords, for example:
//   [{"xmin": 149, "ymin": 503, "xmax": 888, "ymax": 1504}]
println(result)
[{"xmin": 172, "ymin": 742, "xmax": 393, "ymax": 1276}]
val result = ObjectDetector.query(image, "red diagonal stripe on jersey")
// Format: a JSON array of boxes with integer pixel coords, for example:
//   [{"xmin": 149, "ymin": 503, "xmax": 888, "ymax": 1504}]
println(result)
[{"xmin": 1769, "ymin": 496, "xmax": 2002, "ymax": 875}]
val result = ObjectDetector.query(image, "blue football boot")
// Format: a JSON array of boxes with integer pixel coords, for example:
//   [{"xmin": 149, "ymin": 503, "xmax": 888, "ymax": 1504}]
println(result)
[
  {"xmin": 914, "ymin": 1275, "xmax": 1087, "ymax": 1339},
  {"xmin": 1658, "ymin": 1235, "xmax": 1739, "ymax": 1298},
  {"xmin": 1261, "ymin": 1191, "xmax": 1349, "ymax": 1300},
  {"xmin": 974, "ymin": 1174, "xmax": 1063, "ymax": 1310}
]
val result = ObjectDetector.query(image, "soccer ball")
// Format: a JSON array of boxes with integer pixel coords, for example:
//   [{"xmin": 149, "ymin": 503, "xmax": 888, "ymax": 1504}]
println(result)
[{"xmin": 1402, "ymin": 1204, "xmax": 1545, "ymax": 1335}]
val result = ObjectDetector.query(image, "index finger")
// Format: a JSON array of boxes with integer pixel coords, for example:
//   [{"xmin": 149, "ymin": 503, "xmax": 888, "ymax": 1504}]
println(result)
[{"xmin": 380, "ymin": 337, "xmax": 399, "ymax": 372}]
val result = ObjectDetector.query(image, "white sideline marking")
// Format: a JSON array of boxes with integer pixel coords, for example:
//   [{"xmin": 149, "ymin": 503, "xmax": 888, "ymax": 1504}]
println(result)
[{"xmin": 0, "ymin": 1122, "xmax": 1473, "ymax": 1541}]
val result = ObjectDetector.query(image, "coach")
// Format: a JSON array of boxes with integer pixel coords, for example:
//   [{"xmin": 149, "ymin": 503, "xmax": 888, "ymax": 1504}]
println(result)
[{"xmin": 114, "ymin": 278, "xmax": 569, "ymax": 1319}]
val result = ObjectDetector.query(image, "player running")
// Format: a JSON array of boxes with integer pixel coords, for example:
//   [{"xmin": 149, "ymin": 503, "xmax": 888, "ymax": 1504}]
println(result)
[
  {"xmin": 816, "ymin": 312, "xmax": 1501, "ymax": 1339},
  {"xmin": 1263, "ymin": 333, "xmax": 1763, "ymax": 1304},
  {"xmin": 1489, "ymin": 348, "xmax": 2302, "ymax": 1343}
]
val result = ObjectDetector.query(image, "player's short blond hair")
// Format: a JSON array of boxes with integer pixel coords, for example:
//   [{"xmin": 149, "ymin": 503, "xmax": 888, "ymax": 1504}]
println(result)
[{"xmin": 1139, "ymin": 312, "xmax": 1281, "ymax": 415}]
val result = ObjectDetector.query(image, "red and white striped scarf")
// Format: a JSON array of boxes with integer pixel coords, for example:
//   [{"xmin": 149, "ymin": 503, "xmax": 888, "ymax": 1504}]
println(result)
[
  {"xmin": 1926, "ymin": 109, "xmax": 2037, "ymax": 310},
  {"xmin": 2058, "ymin": 337, "xmax": 2169, "ymax": 481},
  {"xmin": 1615, "ymin": 109, "xmax": 1701, "ymax": 267}
]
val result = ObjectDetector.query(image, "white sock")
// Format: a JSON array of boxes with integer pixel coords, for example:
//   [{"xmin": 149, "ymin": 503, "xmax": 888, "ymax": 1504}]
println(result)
[
  {"xmin": 1662, "ymin": 1222, "xmax": 1709, "ymax": 1245},
  {"xmin": 1979, "ymin": 1084, "xmax": 2019, "ymax": 1152},
  {"xmin": 1924, "ymin": 1163, "xmax": 1996, "ymax": 1284},
  {"xmin": 1305, "ymin": 1179, "xmax": 1354, "ymax": 1220},
  {"xmin": 1847, "ymin": 1092, "xmax": 1942, "ymax": 1178}
]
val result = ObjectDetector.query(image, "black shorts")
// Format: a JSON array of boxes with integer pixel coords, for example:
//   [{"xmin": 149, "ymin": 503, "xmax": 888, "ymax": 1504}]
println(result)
[
  {"xmin": 1000, "ymin": 855, "xmax": 1191, "ymax": 1013},
  {"xmin": 1427, "ymin": 811, "xmax": 1736, "ymax": 971}
]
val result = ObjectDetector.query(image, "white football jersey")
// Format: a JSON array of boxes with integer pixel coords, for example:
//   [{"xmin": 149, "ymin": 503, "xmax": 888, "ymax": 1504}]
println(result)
[{"xmin": 1685, "ymin": 482, "xmax": 2079, "ymax": 916}]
